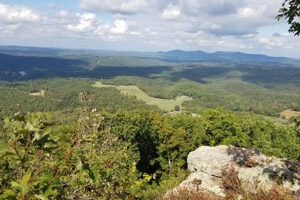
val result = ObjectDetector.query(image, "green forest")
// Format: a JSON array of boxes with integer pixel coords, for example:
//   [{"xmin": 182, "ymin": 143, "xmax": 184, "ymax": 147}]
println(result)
[
  {"xmin": 0, "ymin": 102, "xmax": 299, "ymax": 199},
  {"xmin": 1, "ymin": 0, "xmax": 300, "ymax": 198},
  {"xmin": 0, "ymin": 47, "xmax": 300, "ymax": 199}
]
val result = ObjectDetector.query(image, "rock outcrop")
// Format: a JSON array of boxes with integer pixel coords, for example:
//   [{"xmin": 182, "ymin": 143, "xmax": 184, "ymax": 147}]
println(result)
[{"xmin": 168, "ymin": 145, "xmax": 300, "ymax": 198}]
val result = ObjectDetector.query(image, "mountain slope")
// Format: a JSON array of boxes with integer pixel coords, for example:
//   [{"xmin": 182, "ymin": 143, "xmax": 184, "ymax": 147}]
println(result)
[{"xmin": 159, "ymin": 49, "xmax": 300, "ymax": 66}]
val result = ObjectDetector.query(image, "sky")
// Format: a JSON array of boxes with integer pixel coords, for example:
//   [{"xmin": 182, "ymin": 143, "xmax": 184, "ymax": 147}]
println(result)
[{"xmin": 0, "ymin": 0, "xmax": 299, "ymax": 57}]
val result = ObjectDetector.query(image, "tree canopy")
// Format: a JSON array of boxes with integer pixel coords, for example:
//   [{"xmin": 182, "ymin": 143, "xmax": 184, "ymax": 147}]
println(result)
[{"xmin": 277, "ymin": 0, "xmax": 300, "ymax": 36}]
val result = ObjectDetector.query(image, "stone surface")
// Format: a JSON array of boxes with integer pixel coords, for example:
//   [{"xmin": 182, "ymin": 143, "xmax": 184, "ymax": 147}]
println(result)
[{"xmin": 169, "ymin": 145, "xmax": 300, "ymax": 198}]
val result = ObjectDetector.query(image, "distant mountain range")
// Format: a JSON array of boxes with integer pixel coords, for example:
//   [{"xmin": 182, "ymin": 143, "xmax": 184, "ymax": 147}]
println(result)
[
  {"xmin": 0, "ymin": 45, "xmax": 299, "ymax": 67},
  {"xmin": 158, "ymin": 49, "xmax": 300, "ymax": 66}
]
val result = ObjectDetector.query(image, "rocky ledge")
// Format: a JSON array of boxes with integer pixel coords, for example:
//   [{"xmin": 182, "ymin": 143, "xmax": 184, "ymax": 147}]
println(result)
[{"xmin": 167, "ymin": 145, "xmax": 300, "ymax": 198}]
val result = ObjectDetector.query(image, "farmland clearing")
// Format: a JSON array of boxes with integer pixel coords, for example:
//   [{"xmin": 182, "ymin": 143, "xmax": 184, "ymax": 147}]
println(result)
[{"xmin": 93, "ymin": 81, "xmax": 193, "ymax": 111}]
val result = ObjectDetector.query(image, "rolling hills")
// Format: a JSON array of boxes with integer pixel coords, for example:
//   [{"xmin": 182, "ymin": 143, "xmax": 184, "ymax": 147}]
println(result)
[{"xmin": 0, "ymin": 46, "xmax": 300, "ymax": 118}]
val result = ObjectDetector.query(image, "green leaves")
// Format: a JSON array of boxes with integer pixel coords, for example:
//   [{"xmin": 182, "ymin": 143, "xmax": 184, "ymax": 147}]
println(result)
[
  {"xmin": 34, "ymin": 186, "xmax": 58, "ymax": 200},
  {"xmin": 277, "ymin": 0, "xmax": 300, "ymax": 36},
  {"xmin": 0, "ymin": 173, "xmax": 58, "ymax": 200},
  {"xmin": 0, "ymin": 141, "xmax": 13, "ymax": 156},
  {"xmin": 0, "ymin": 112, "xmax": 61, "ymax": 199},
  {"xmin": 14, "ymin": 173, "xmax": 32, "ymax": 196},
  {"xmin": 0, "ymin": 173, "xmax": 32, "ymax": 199},
  {"xmin": 0, "ymin": 107, "xmax": 299, "ymax": 199}
]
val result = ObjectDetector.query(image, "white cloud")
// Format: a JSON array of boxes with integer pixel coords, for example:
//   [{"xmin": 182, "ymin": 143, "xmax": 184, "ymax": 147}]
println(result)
[
  {"xmin": 79, "ymin": 0, "xmax": 148, "ymax": 14},
  {"xmin": 258, "ymin": 36, "xmax": 285, "ymax": 48},
  {"xmin": 0, "ymin": 24, "xmax": 20, "ymax": 35},
  {"xmin": 162, "ymin": 5, "xmax": 181, "ymax": 19},
  {"xmin": 180, "ymin": 0, "xmax": 241, "ymax": 16},
  {"xmin": 58, "ymin": 10, "xmax": 68, "ymax": 18},
  {"xmin": 110, "ymin": 19, "xmax": 128, "ymax": 34},
  {"xmin": 130, "ymin": 31, "xmax": 142, "ymax": 36},
  {"xmin": 238, "ymin": 7, "xmax": 258, "ymax": 18},
  {"xmin": 47, "ymin": 3, "xmax": 56, "ymax": 9},
  {"xmin": 66, "ymin": 12, "xmax": 128, "ymax": 40},
  {"xmin": 0, "ymin": 0, "xmax": 299, "ymax": 57},
  {"xmin": 77, "ymin": 0, "xmax": 285, "ymax": 37},
  {"xmin": 0, "ymin": 3, "xmax": 39, "ymax": 23},
  {"xmin": 67, "ymin": 13, "xmax": 96, "ymax": 32}
]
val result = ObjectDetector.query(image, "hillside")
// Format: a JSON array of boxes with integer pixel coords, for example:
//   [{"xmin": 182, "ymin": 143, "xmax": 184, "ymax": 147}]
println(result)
[
  {"xmin": 2, "ymin": 0, "xmax": 300, "ymax": 198},
  {"xmin": 0, "ymin": 46, "xmax": 299, "ymax": 199},
  {"xmin": 159, "ymin": 49, "xmax": 300, "ymax": 66},
  {"xmin": 1, "ymin": 46, "xmax": 300, "ymax": 117},
  {"xmin": 0, "ymin": 107, "xmax": 299, "ymax": 199}
]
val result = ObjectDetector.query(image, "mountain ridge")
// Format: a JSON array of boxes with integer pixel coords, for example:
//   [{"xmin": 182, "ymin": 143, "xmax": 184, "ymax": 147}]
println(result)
[
  {"xmin": 158, "ymin": 49, "xmax": 299, "ymax": 65},
  {"xmin": 0, "ymin": 45, "xmax": 299, "ymax": 67}
]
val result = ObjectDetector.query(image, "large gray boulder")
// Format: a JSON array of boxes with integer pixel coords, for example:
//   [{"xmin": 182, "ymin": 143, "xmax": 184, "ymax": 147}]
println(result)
[{"xmin": 168, "ymin": 145, "xmax": 300, "ymax": 198}]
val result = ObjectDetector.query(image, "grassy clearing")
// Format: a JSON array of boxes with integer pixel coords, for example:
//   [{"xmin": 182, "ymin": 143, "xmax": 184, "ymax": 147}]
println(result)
[
  {"xmin": 29, "ymin": 90, "xmax": 45, "ymax": 97},
  {"xmin": 93, "ymin": 81, "xmax": 193, "ymax": 111},
  {"xmin": 280, "ymin": 109, "xmax": 300, "ymax": 120}
]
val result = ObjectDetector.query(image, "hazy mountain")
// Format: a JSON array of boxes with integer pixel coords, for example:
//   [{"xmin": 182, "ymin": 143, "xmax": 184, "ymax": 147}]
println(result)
[
  {"xmin": 159, "ymin": 49, "xmax": 300, "ymax": 66},
  {"xmin": 1, "ymin": 46, "xmax": 299, "ymax": 67}
]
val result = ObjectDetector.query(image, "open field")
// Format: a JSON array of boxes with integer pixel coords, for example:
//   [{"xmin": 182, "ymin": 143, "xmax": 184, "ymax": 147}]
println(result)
[
  {"xmin": 280, "ymin": 109, "xmax": 300, "ymax": 120},
  {"xmin": 29, "ymin": 89, "xmax": 45, "ymax": 97},
  {"xmin": 93, "ymin": 81, "xmax": 193, "ymax": 111},
  {"xmin": 1, "ymin": 48, "xmax": 300, "ymax": 116}
]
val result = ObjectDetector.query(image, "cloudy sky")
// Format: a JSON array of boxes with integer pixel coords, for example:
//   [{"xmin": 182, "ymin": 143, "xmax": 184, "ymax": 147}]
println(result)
[{"xmin": 0, "ymin": 0, "xmax": 299, "ymax": 57}]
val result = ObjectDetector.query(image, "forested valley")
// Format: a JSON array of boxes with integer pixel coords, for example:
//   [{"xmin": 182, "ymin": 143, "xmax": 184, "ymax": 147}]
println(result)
[{"xmin": 0, "ymin": 47, "xmax": 299, "ymax": 199}]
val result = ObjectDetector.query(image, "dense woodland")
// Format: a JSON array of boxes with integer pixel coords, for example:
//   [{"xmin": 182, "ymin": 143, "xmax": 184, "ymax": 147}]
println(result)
[
  {"xmin": 0, "ymin": 47, "xmax": 300, "ymax": 199},
  {"xmin": 1, "ymin": 50, "xmax": 300, "ymax": 117},
  {"xmin": 0, "ymin": 103, "xmax": 299, "ymax": 199},
  {"xmin": 0, "ymin": 78, "xmax": 159, "ymax": 121}
]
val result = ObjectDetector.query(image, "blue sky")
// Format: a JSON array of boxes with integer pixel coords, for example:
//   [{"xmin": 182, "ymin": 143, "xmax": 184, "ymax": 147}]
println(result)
[
  {"xmin": 1, "ymin": 0, "xmax": 80, "ymax": 11},
  {"xmin": 0, "ymin": 0, "xmax": 299, "ymax": 57}
]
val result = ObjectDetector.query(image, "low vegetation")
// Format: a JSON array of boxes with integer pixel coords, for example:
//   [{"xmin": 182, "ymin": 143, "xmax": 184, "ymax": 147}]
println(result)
[
  {"xmin": 0, "ymin": 95, "xmax": 299, "ymax": 199},
  {"xmin": 0, "ymin": 78, "xmax": 160, "ymax": 120},
  {"xmin": 280, "ymin": 109, "xmax": 300, "ymax": 120},
  {"xmin": 29, "ymin": 90, "xmax": 45, "ymax": 97},
  {"xmin": 94, "ymin": 81, "xmax": 193, "ymax": 111},
  {"xmin": 1, "ymin": 50, "xmax": 300, "ymax": 117},
  {"xmin": 0, "ymin": 48, "xmax": 300, "ymax": 199}
]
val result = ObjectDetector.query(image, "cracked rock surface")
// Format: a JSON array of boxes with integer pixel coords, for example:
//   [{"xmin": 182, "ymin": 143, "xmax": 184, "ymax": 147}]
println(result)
[{"xmin": 168, "ymin": 145, "xmax": 300, "ymax": 197}]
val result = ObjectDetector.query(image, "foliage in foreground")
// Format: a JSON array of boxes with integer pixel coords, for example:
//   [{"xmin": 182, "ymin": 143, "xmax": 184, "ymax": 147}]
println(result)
[
  {"xmin": 0, "ymin": 105, "xmax": 299, "ymax": 199},
  {"xmin": 277, "ymin": 0, "xmax": 300, "ymax": 36},
  {"xmin": 0, "ymin": 111, "xmax": 149, "ymax": 199}
]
